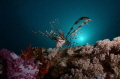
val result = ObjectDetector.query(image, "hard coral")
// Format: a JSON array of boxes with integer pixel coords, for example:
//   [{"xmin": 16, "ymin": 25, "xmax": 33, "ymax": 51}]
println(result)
[
  {"xmin": 47, "ymin": 48, "xmax": 59, "ymax": 60},
  {"xmin": 43, "ymin": 36, "xmax": 120, "ymax": 79},
  {"xmin": 32, "ymin": 47, "xmax": 46, "ymax": 58}
]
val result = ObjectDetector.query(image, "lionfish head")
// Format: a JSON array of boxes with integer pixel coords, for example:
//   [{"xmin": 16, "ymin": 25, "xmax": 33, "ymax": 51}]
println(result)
[{"xmin": 65, "ymin": 40, "xmax": 71, "ymax": 46}]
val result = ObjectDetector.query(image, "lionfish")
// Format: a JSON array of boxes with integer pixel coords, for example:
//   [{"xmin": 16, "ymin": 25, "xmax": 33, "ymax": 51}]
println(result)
[{"xmin": 32, "ymin": 17, "xmax": 92, "ymax": 48}]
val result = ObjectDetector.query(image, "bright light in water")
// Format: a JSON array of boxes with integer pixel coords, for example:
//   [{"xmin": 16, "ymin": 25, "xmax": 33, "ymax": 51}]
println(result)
[
  {"xmin": 76, "ymin": 36, "xmax": 87, "ymax": 45},
  {"xmin": 72, "ymin": 32, "xmax": 90, "ymax": 46},
  {"xmin": 80, "ymin": 37, "xmax": 84, "ymax": 41}
]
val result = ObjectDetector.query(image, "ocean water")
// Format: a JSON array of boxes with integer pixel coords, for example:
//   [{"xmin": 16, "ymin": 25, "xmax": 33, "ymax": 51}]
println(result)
[{"xmin": 0, "ymin": 0, "xmax": 120, "ymax": 54}]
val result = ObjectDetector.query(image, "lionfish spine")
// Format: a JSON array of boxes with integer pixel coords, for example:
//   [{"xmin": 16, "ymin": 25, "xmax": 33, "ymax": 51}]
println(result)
[
  {"xmin": 71, "ymin": 37, "xmax": 80, "ymax": 39},
  {"xmin": 46, "ymin": 31, "xmax": 51, "ymax": 36},
  {"xmin": 55, "ymin": 18, "xmax": 60, "ymax": 29},
  {"xmin": 66, "ymin": 17, "xmax": 90, "ymax": 38},
  {"xmin": 38, "ymin": 31, "xmax": 50, "ymax": 38},
  {"xmin": 71, "ymin": 32, "xmax": 82, "ymax": 36},
  {"xmin": 72, "ymin": 42, "xmax": 79, "ymax": 44},
  {"xmin": 69, "ymin": 19, "xmax": 91, "ymax": 36},
  {"xmin": 50, "ymin": 22, "xmax": 59, "ymax": 34},
  {"xmin": 32, "ymin": 31, "xmax": 38, "ymax": 34}
]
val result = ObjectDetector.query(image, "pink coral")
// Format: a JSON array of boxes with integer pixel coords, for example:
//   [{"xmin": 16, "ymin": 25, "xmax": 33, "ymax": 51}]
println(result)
[{"xmin": 0, "ymin": 49, "xmax": 39, "ymax": 79}]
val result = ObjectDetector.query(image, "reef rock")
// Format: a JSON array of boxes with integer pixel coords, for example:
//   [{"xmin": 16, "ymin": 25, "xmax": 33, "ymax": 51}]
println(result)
[{"xmin": 44, "ymin": 36, "xmax": 120, "ymax": 79}]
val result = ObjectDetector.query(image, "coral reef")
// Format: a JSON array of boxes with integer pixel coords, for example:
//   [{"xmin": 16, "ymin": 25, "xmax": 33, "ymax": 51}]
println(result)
[
  {"xmin": 1, "ymin": 36, "xmax": 120, "ymax": 79},
  {"xmin": 43, "ymin": 36, "xmax": 120, "ymax": 79},
  {"xmin": 21, "ymin": 45, "xmax": 51, "ymax": 79}
]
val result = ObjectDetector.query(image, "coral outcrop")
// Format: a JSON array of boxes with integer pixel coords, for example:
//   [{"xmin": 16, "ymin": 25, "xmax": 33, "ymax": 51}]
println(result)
[
  {"xmin": 1, "ymin": 36, "xmax": 120, "ymax": 79},
  {"xmin": 44, "ymin": 36, "xmax": 120, "ymax": 79}
]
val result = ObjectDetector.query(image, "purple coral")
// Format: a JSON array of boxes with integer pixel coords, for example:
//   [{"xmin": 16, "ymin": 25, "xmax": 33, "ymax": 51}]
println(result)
[{"xmin": 0, "ymin": 49, "xmax": 39, "ymax": 79}]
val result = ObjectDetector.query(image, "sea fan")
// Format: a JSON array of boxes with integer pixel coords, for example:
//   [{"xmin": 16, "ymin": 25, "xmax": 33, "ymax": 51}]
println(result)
[{"xmin": 32, "ymin": 17, "xmax": 92, "ymax": 48}]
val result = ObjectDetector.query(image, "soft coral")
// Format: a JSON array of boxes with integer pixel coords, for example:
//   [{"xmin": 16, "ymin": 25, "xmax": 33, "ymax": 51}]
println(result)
[
  {"xmin": 20, "ymin": 44, "xmax": 33, "ymax": 61},
  {"xmin": 38, "ymin": 56, "xmax": 50, "ymax": 75}
]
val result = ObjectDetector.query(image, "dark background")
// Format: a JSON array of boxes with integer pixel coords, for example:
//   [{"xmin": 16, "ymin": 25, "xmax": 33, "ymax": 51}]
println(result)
[{"xmin": 0, "ymin": 0, "xmax": 120, "ymax": 55}]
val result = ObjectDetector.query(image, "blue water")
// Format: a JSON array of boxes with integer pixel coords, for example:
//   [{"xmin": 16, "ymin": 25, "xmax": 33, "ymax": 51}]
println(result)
[{"xmin": 0, "ymin": 0, "xmax": 120, "ymax": 54}]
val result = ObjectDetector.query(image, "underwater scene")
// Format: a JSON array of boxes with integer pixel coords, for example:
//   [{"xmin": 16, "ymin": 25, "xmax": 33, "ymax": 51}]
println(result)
[{"xmin": 0, "ymin": 0, "xmax": 120, "ymax": 79}]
